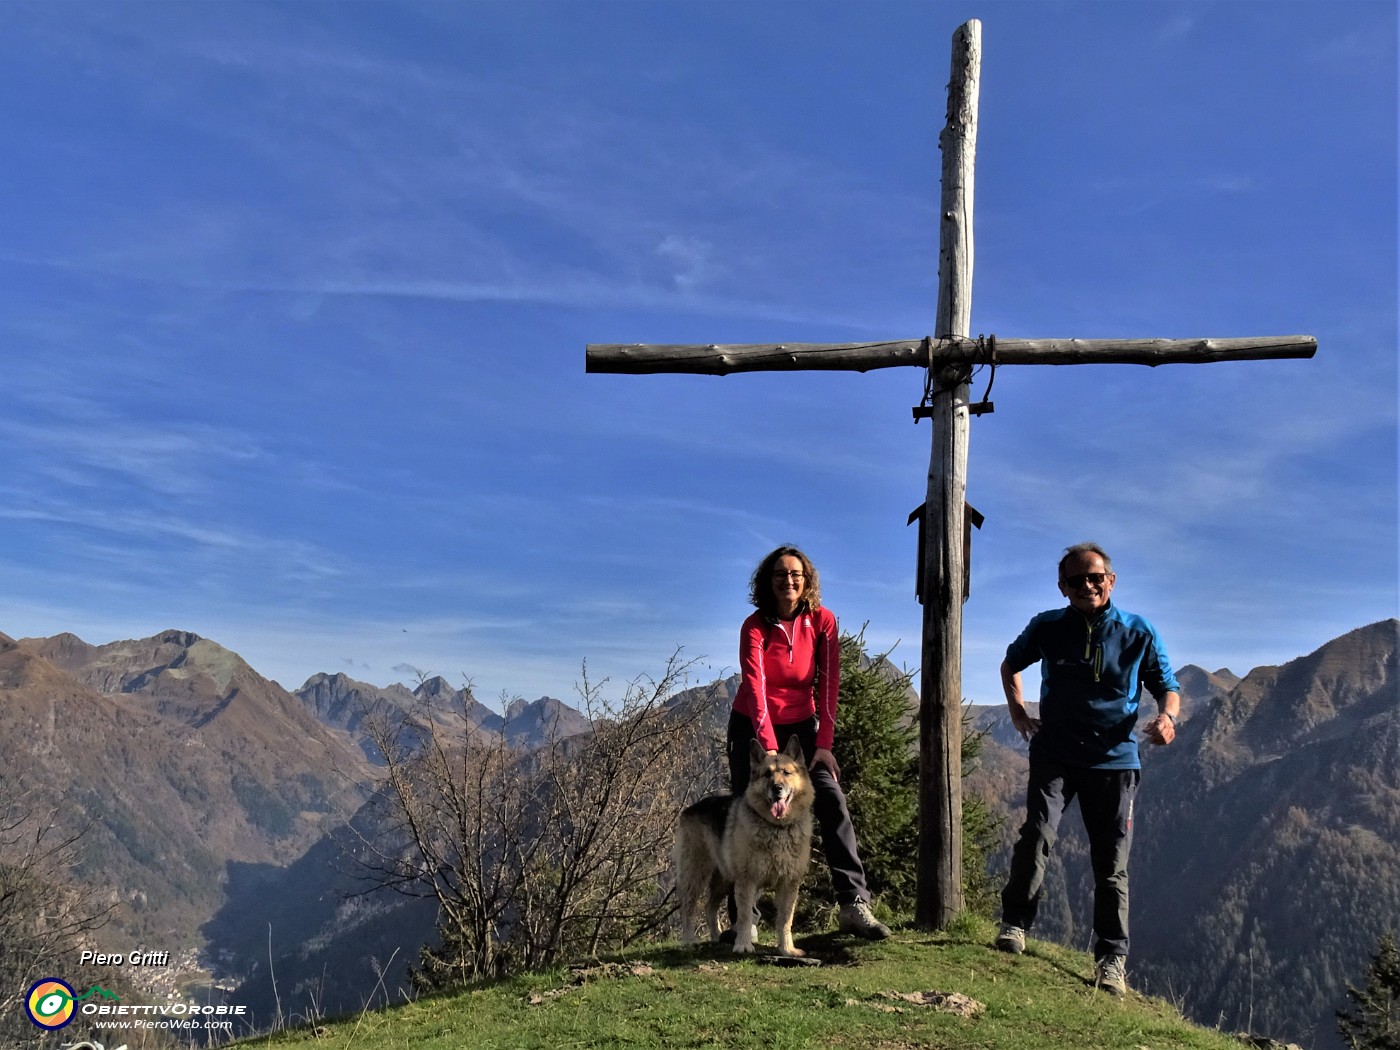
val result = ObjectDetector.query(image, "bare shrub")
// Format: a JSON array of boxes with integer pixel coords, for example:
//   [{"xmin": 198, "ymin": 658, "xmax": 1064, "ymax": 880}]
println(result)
[
  {"xmin": 355, "ymin": 651, "xmax": 724, "ymax": 990},
  {"xmin": 0, "ymin": 766, "xmax": 113, "ymax": 1046}
]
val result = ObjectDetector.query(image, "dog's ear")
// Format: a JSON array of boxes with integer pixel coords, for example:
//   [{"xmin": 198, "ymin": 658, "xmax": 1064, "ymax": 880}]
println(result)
[
  {"xmin": 749, "ymin": 738, "xmax": 767, "ymax": 766},
  {"xmin": 782, "ymin": 736, "xmax": 806, "ymax": 765}
]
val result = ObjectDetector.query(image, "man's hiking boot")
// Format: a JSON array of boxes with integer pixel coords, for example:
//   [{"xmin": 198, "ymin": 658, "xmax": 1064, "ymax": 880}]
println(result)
[
  {"xmin": 1094, "ymin": 955, "xmax": 1127, "ymax": 996},
  {"xmin": 838, "ymin": 901, "xmax": 891, "ymax": 940},
  {"xmin": 994, "ymin": 924, "xmax": 1026, "ymax": 954}
]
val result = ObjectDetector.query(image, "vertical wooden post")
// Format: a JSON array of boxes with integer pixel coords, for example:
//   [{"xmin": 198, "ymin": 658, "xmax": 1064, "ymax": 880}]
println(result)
[{"xmin": 917, "ymin": 18, "xmax": 980, "ymax": 930}]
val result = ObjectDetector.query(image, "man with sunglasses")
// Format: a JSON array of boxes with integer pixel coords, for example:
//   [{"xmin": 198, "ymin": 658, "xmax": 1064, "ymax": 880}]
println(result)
[{"xmin": 993, "ymin": 542, "xmax": 1180, "ymax": 998}]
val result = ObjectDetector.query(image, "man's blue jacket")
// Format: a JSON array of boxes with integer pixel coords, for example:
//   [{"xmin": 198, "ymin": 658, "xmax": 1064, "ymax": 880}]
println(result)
[{"xmin": 1005, "ymin": 601, "xmax": 1179, "ymax": 770}]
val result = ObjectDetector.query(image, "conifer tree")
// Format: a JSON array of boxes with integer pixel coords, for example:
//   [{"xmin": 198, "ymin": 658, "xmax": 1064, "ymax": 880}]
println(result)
[{"xmin": 1338, "ymin": 931, "xmax": 1400, "ymax": 1050}]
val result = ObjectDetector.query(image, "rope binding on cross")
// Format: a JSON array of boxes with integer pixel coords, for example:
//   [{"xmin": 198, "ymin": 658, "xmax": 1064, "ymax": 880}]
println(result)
[{"xmin": 912, "ymin": 334, "xmax": 996, "ymax": 421}]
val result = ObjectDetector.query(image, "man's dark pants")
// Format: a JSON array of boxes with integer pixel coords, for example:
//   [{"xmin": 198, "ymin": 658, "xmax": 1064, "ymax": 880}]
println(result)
[{"xmin": 1000, "ymin": 760, "xmax": 1140, "ymax": 961}]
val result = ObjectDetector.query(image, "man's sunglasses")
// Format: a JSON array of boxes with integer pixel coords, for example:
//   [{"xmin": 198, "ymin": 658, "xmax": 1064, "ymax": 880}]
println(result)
[{"xmin": 1062, "ymin": 572, "xmax": 1111, "ymax": 588}]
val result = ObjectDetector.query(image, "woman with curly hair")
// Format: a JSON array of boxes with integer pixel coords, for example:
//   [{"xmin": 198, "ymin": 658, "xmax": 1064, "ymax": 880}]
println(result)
[{"xmin": 727, "ymin": 545, "xmax": 890, "ymax": 940}]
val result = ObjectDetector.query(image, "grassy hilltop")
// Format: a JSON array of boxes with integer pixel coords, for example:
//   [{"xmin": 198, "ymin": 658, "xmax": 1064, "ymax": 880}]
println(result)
[{"xmin": 236, "ymin": 918, "xmax": 1265, "ymax": 1050}]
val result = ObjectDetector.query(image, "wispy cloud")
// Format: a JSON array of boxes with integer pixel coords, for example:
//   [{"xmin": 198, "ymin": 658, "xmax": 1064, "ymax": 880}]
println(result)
[
  {"xmin": 5, "ymin": 6, "xmax": 935, "ymax": 336},
  {"xmin": 1308, "ymin": 28, "xmax": 1397, "ymax": 69},
  {"xmin": 1156, "ymin": 15, "xmax": 1196, "ymax": 44},
  {"xmin": 0, "ymin": 415, "xmax": 263, "ymax": 499},
  {"xmin": 655, "ymin": 234, "xmax": 719, "ymax": 292}
]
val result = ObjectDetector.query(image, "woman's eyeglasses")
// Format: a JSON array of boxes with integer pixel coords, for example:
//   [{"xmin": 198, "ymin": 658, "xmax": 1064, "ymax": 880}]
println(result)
[{"xmin": 772, "ymin": 571, "xmax": 806, "ymax": 581}]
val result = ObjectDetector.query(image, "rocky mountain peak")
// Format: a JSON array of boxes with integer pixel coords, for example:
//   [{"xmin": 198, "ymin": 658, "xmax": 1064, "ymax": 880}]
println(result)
[
  {"xmin": 1174, "ymin": 664, "xmax": 1239, "ymax": 717},
  {"xmin": 1206, "ymin": 619, "xmax": 1398, "ymax": 758},
  {"xmin": 155, "ymin": 628, "xmax": 204, "ymax": 647},
  {"xmin": 413, "ymin": 675, "xmax": 458, "ymax": 700},
  {"xmin": 497, "ymin": 695, "xmax": 589, "ymax": 748}
]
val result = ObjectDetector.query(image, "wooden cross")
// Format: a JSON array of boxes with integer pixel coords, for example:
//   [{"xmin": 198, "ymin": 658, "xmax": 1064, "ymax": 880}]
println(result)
[{"xmin": 585, "ymin": 19, "xmax": 1316, "ymax": 929}]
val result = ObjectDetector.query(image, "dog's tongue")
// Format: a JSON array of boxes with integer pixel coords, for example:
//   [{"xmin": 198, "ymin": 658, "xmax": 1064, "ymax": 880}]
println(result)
[{"xmin": 771, "ymin": 799, "xmax": 789, "ymax": 820}]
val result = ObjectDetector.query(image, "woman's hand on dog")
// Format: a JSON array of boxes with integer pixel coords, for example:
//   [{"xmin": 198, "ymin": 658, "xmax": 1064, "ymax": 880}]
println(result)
[{"xmin": 811, "ymin": 747, "xmax": 841, "ymax": 781}]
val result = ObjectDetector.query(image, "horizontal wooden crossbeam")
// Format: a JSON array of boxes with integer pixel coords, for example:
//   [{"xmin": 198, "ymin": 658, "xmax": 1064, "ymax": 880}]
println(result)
[{"xmin": 585, "ymin": 335, "xmax": 1317, "ymax": 375}]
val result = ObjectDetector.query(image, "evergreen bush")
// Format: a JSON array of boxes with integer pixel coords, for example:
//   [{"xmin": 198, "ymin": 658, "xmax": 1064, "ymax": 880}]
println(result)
[{"xmin": 1338, "ymin": 930, "xmax": 1400, "ymax": 1050}]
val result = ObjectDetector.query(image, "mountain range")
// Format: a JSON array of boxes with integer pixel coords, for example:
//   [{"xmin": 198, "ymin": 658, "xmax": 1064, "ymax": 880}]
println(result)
[
  {"xmin": 1, "ymin": 618, "xmax": 1394, "ymax": 1046},
  {"xmin": 0, "ymin": 629, "xmax": 586, "ymax": 958},
  {"xmin": 1, "ymin": 629, "xmax": 367, "ymax": 946}
]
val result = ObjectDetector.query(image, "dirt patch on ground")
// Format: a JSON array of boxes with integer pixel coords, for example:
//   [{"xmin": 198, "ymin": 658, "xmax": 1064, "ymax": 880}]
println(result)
[{"xmin": 846, "ymin": 989, "xmax": 986, "ymax": 1018}]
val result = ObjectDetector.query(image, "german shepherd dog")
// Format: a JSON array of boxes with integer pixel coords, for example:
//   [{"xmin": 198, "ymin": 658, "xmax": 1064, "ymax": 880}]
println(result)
[{"xmin": 674, "ymin": 736, "xmax": 815, "ymax": 956}]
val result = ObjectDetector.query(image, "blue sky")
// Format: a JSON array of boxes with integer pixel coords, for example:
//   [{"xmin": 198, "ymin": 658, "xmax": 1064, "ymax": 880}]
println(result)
[{"xmin": 1, "ymin": 1, "xmax": 1394, "ymax": 710}]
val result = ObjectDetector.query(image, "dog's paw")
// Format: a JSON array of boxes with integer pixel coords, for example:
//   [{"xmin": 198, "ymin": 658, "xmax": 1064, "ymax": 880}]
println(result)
[
  {"xmin": 778, "ymin": 946, "xmax": 806, "ymax": 958},
  {"xmin": 731, "ymin": 940, "xmax": 756, "ymax": 955}
]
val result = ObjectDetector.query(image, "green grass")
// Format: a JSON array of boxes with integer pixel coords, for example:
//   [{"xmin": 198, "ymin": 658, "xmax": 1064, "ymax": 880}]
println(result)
[{"xmin": 235, "ymin": 918, "xmax": 1245, "ymax": 1050}]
